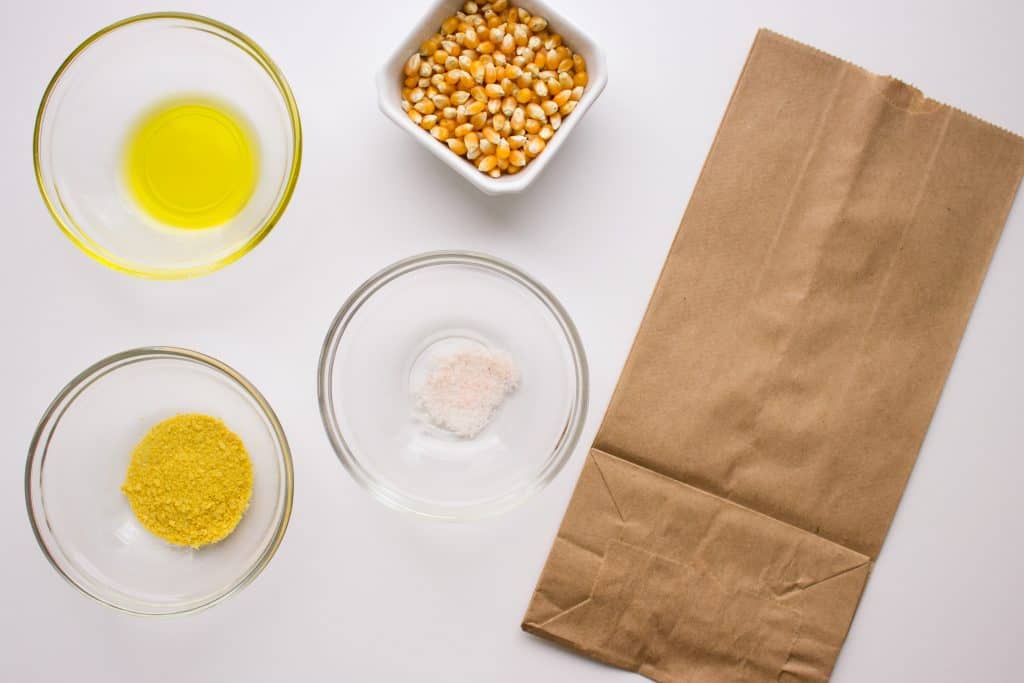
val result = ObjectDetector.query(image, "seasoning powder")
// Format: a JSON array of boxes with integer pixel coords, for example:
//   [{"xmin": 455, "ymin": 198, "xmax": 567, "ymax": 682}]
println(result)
[
  {"xmin": 416, "ymin": 347, "xmax": 520, "ymax": 438},
  {"xmin": 121, "ymin": 414, "xmax": 253, "ymax": 548}
]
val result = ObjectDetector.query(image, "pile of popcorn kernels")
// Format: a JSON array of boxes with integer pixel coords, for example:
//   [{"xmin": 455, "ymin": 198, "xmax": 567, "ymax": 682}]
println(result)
[{"xmin": 401, "ymin": 1, "xmax": 588, "ymax": 178}]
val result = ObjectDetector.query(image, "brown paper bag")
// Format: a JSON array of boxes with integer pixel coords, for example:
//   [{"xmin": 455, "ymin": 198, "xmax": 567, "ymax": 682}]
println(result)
[{"xmin": 523, "ymin": 29, "xmax": 1024, "ymax": 682}]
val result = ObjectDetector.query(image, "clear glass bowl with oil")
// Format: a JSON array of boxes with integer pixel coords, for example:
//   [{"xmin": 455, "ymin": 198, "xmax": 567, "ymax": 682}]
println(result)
[{"xmin": 34, "ymin": 13, "xmax": 302, "ymax": 279}]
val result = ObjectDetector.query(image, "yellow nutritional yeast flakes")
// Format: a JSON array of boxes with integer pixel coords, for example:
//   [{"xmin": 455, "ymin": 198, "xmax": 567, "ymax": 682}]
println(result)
[
  {"xmin": 122, "ymin": 414, "xmax": 253, "ymax": 548},
  {"xmin": 123, "ymin": 98, "xmax": 259, "ymax": 229}
]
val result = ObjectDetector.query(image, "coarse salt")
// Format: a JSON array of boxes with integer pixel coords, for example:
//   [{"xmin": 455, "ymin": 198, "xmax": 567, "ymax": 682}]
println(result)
[{"xmin": 416, "ymin": 346, "xmax": 519, "ymax": 438}]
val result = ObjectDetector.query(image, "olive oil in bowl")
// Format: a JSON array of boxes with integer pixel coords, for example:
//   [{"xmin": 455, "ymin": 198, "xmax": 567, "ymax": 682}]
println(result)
[{"xmin": 124, "ymin": 98, "xmax": 259, "ymax": 229}]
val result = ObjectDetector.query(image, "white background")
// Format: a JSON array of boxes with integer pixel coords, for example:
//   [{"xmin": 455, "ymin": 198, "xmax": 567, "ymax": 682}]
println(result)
[{"xmin": 2, "ymin": 1, "xmax": 1022, "ymax": 681}]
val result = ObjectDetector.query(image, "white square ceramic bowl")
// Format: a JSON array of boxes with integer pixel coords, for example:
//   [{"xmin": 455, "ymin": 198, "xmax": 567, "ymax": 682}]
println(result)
[{"xmin": 377, "ymin": 0, "xmax": 607, "ymax": 195}]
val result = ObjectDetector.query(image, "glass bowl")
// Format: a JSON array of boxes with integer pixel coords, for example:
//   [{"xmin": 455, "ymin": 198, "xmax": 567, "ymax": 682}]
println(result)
[
  {"xmin": 33, "ymin": 13, "xmax": 302, "ymax": 279},
  {"xmin": 25, "ymin": 347, "xmax": 294, "ymax": 615},
  {"xmin": 318, "ymin": 252, "xmax": 588, "ymax": 520}
]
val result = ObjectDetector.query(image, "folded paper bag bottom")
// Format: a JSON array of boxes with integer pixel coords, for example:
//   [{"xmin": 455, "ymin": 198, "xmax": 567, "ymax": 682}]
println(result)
[
  {"xmin": 524, "ymin": 450, "xmax": 871, "ymax": 682},
  {"xmin": 522, "ymin": 28, "xmax": 1023, "ymax": 683}
]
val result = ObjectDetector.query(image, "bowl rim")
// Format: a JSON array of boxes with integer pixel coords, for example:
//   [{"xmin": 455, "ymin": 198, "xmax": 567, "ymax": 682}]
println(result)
[
  {"xmin": 25, "ymin": 346, "xmax": 295, "ymax": 616},
  {"xmin": 317, "ymin": 250, "xmax": 589, "ymax": 521},
  {"xmin": 33, "ymin": 12, "xmax": 303, "ymax": 280},
  {"xmin": 375, "ymin": 0, "xmax": 608, "ymax": 195}
]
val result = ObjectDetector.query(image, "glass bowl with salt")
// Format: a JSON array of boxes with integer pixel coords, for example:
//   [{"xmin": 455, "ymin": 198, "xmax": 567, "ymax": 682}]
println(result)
[{"xmin": 318, "ymin": 251, "xmax": 589, "ymax": 520}]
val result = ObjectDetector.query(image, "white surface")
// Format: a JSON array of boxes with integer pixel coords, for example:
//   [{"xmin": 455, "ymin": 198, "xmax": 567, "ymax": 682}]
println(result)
[{"xmin": 1, "ymin": 1, "xmax": 1021, "ymax": 681}]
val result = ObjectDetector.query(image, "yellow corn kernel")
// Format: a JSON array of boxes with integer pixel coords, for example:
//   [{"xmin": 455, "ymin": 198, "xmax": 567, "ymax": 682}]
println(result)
[
  {"xmin": 421, "ymin": 35, "xmax": 442, "ymax": 56},
  {"xmin": 470, "ymin": 111, "xmax": 488, "ymax": 129},
  {"xmin": 552, "ymin": 89, "xmax": 572, "ymax": 108},
  {"xmin": 488, "ymin": 168, "xmax": 501, "ymax": 178},
  {"xmin": 501, "ymin": 96, "xmax": 516, "ymax": 115},
  {"xmin": 442, "ymin": 106, "xmax": 457, "ymax": 119},
  {"xmin": 478, "ymin": 154, "xmax": 498, "ymax": 172},
  {"xmin": 545, "ymin": 49, "xmax": 559, "ymax": 67},
  {"xmin": 404, "ymin": 54, "xmax": 421, "ymax": 77},
  {"xmin": 487, "ymin": 98, "xmax": 501, "ymax": 114},
  {"xmin": 470, "ymin": 86, "xmax": 487, "ymax": 104},
  {"xmin": 454, "ymin": 123, "xmax": 474, "ymax": 138},
  {"xmin": 482, "ymin": 126, "xmax": 502, "ymax": 145},
  {"xmin": 509, "ymin": 149, "xmax": 527, "ymax": 167},
  {"xmin": 447, "ymin": 137, "xmax": 467, "ymax": 155},
  {"xmin": 557, "ymin": 58, "xmax": 573, "ymax": 74},
  {"xmin": 524, "ymin": 118, "xmax": 541, "ymax": 134},
  {"xmin": 441, "ymin": 16, "xmax": 460, "ymax": 35},
  {"xmin": 464, "ymin": 28, "xmax": 479, "ymax": 49},
  {"xmin": 451, "ymin": 90, "xmax": 471, "ymax": 106},
  {"xmin": 432, "ymin": 49, "xmax": 448, "ymax": 65},
  {"xmin": 574, "ymin": 71, "xmax": 588, "ymax": 88},
  {"xmin": 456, "ymin": 105, "xmax": 468, "ymax": 123},
  {"xmin": 478, "ymin": 40, "xmax": 495, "ymax": 54},
  {"xmin": 430, "ymin": 125, "xmax": 450, "ymax": 141},
  {"xmin": 484, "ymin": 63, "xmax": 498, "ymax": 84},
  {"xmin": 409, "ymin": 87, "xmax": 425, "ymax": 103},
  {"xmin": 464, "ymin": 131, "xmax": 480, "ymax": 150},
  {"xmin": 501, "ymin": 34, "xmax": 515, "ymax": 55},
  {"xmin": 515, "ymin": 87, "xmax": 533, "ymax": 104},
  {"xmin": 549, "ymin": 112, "xmax": 562, "ymax": 130},
  {"xmin": 441, "ymin": 118, "xmax": 457, "ymax": 131},
  {"xmin": 533, "ymin": 80, "xmax": 549, "ymax": 98},
  {"xmin": 441, "ymin": 40, "xmax": 460, "ymax": 56},
  {"xmin": 404, "ymin": 76, "xmax": 418, "ymax": 88},
  {"xmin": 510, "ymin": 107, "xmax": 525, "ymax": 131},
  {"xmin": 545, "ymin": 33, "xmax": 563, "ymax": 49},
  {"xmin": 407, "ymin": 109, "xmax": 423, "ymax": 125},
  {"xmin": 497, "ymin": 156, "xmax": 509, "ymax": 170},
  {"xmin": 539, "ymin": 125, "xmax": 554, "ymax": 141},
  {"xmin": 492, "ymin": 114, "xmax": 507, "ymax": 131},
  {"xmin": 414, "ymin": 100, "xmax": 436, "ymax": 115},
  {"xmin": 508, "ymin": 134, "xmax": 526, "ymax": 149},
  {"xmin": 470, "ymin": 61, "xmax": 485, "ymax": 84},
  {"xmin": 431, "ymin": 94, "xmax": 451, "ymax": 109},
  {"xmin": 478, "ymin": 137, "xmax": 495, "ymax": 154},
  {"xmin": 533, "ymin": 50, "xmax": 547, "ymax": 69},
  {"xmin": 526, "ymin": 136, "xmax": 546, "ymax": 157},
  {"xmin": 492, "ymin": 0, "xmax": 508, "ymax": 11},
  {"xmin": 463, "ymin": 1, "xmax": 478, "ymax": 12},
  {"xmin": 571, "ymin": 85, "xmax": 584, "ymax": 101},
  {"xmin": 541, "ymin": 99, "xmax": 559, "ymax": 116},
  {"xmin": 496, "ymin": 138, "xmax": 511, "ymax": 160},
  {"xmin": 467, "ymin": 146, "xmax": 481, "ymax": 162},
  {"xmin": 420, "ymin": 114, "xmax": 438, "ymax": 129},
  {"xmin": 528, "ymin": 16, "xmax": 548, "ymax": 32},
  {"xmin": 466, "ymin": 100, "xmax": 486, "ymax": 116},
  {"xmin": 526, "ymin": 103, "xmax": 546, "ymax": 121},
  {"xmin": 560, "ymin": 100, "xmax": 577, "ymax": 116}
]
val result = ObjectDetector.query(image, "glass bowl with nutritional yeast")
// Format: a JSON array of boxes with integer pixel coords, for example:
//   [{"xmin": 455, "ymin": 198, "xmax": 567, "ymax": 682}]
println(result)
[
  {"xmin": 318, "ymin": 252, "xmax": 589, "ymax": 521},
  {"xmin": 33, "ymin": 13, "xmax": 301, "ymax": 279},
  {"xmin": 25, "ymin": 348, "xmax": 293, "ymax": 615}
]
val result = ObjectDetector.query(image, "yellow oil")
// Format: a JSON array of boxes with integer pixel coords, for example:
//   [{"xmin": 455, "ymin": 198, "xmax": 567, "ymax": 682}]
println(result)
[{"xmin": 124, "ymin": 98, "xmax": 258, "ymax": 229}]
